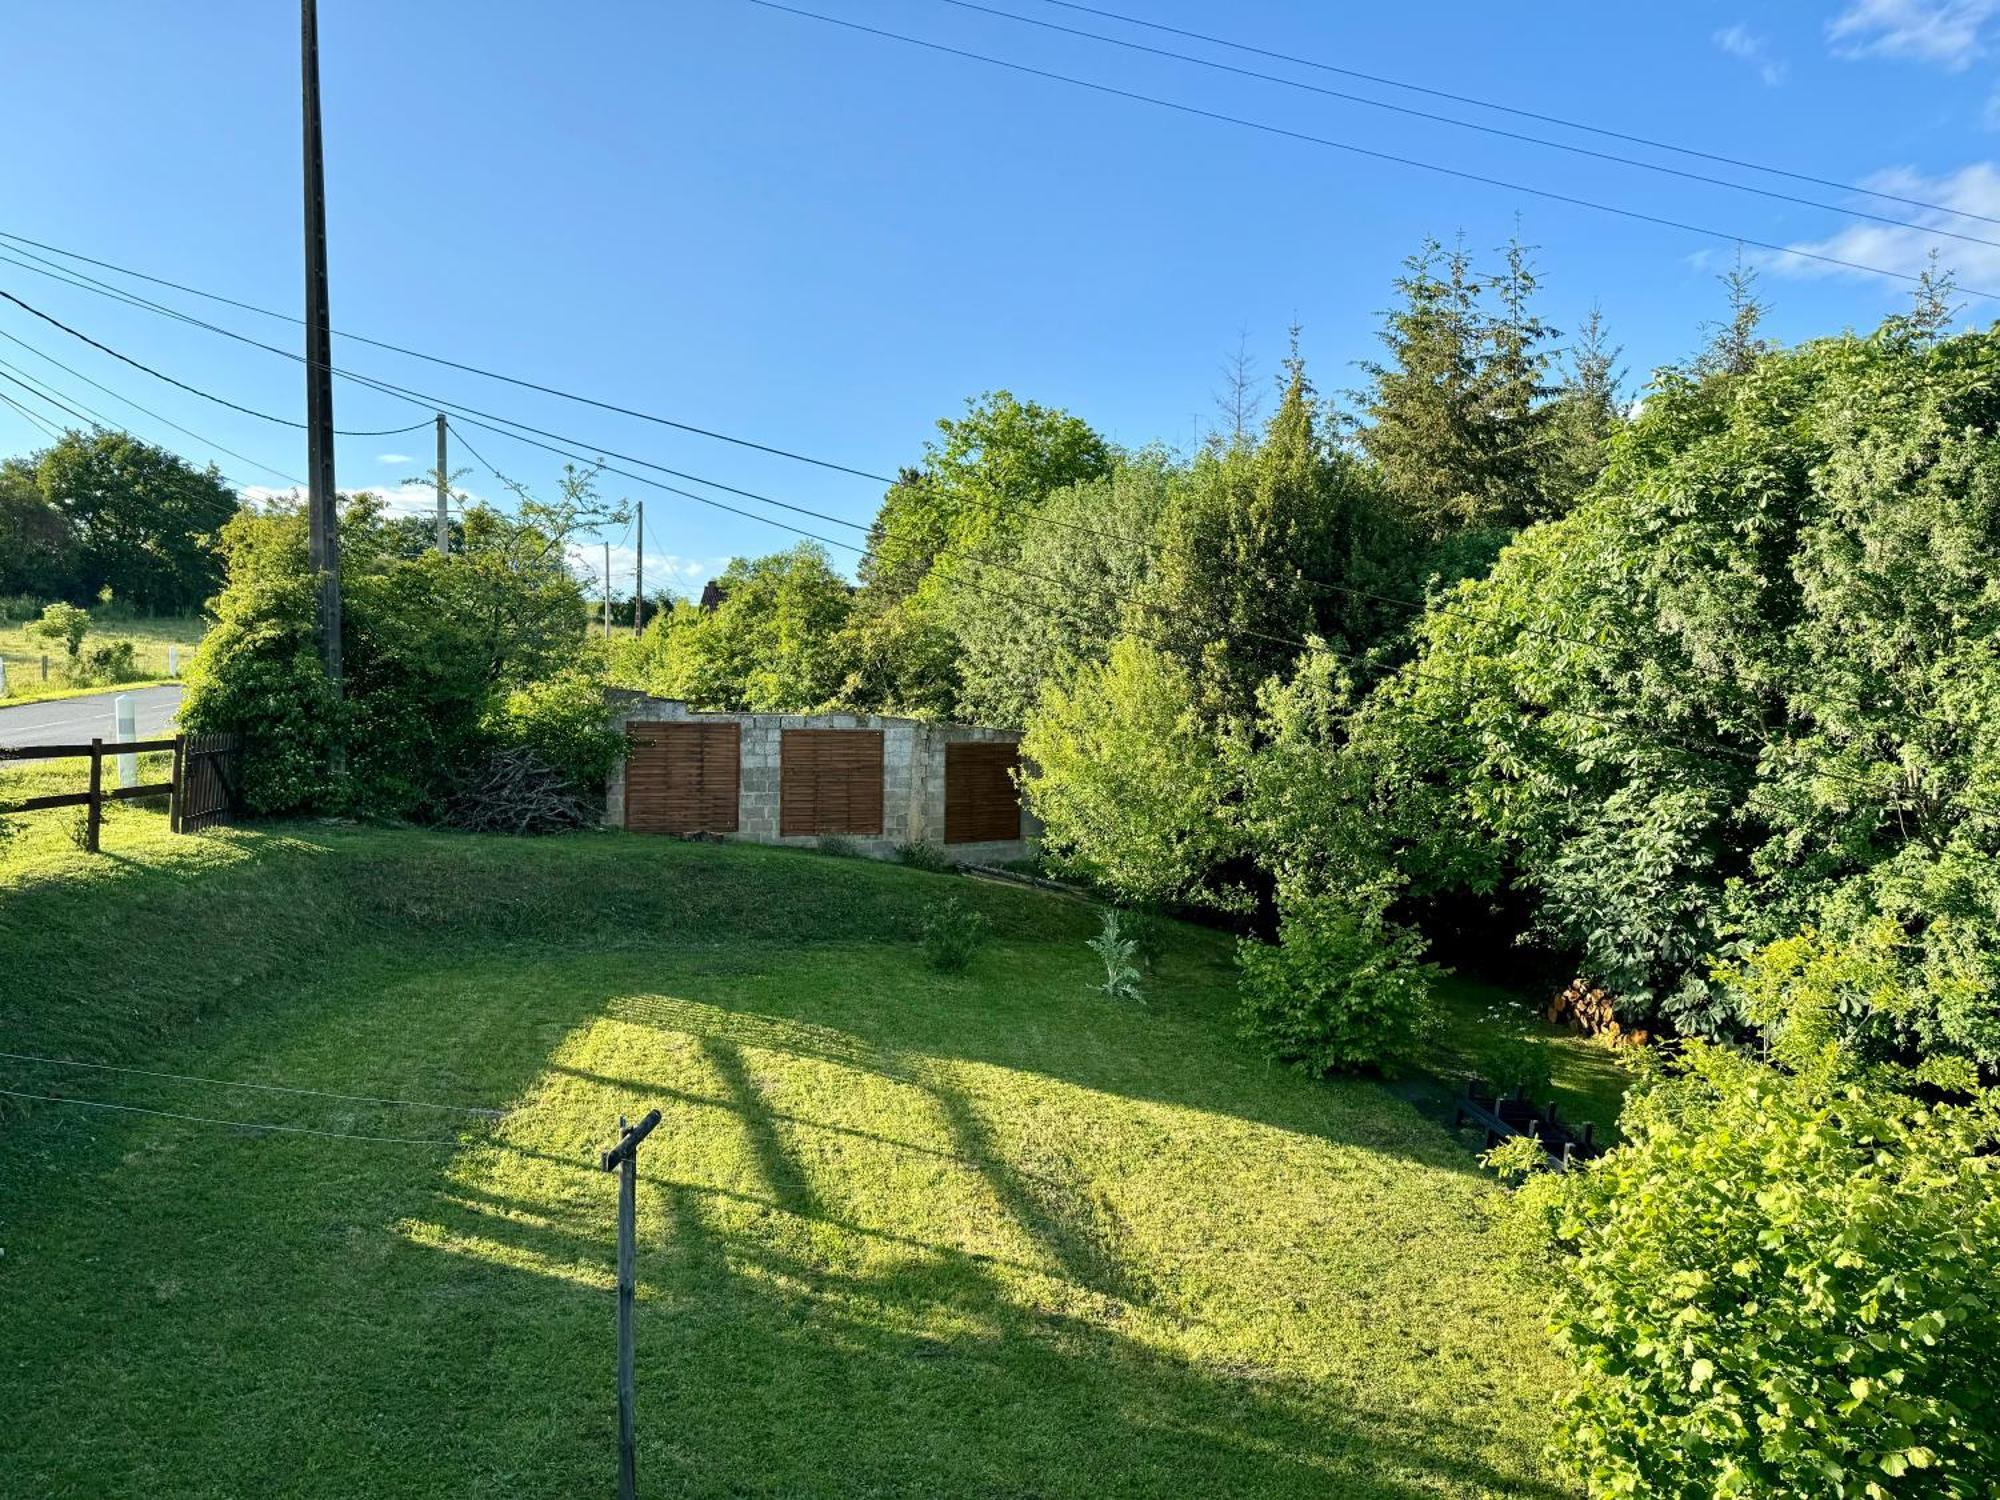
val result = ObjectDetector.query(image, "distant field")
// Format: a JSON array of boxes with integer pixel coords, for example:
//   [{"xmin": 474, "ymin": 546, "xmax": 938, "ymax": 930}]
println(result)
[
  {"xmin": 0, "ymin": 814, "xmax": 1574, "ymax": 1498},
  {"xmin": 0, "ymin": 610, "xmax": 204, "ymax": 702}
]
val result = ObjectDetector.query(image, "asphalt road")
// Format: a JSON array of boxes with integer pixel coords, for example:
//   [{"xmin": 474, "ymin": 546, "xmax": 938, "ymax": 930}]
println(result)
[{"xmin": 0, "ymin": 684, "xmax": 186, "ymax": 754}]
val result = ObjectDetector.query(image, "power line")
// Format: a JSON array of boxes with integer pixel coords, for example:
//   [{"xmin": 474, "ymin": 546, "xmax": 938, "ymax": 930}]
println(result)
[
  {"xmin": 0, "ymin": 388, "xmax": 60, "ymax": 441},
  {"xmin": 0, "ymin": 271, "xmax": 906, "ymax": 543},
  {"xmin": 0, "ymin": 1086, "xmax": 479, "ymax": 1147},
  {"xmin": 1, "ymin": 247, "xmax": 1983, "ymax": 823},
  {"xmin": 1030, "ymin": 0, "xmax": 2000, "ymax": 230},
  {"xmin": 740, "ymin": 0, "xmax": 2000, "ymax": 303},
  {"xmin": 0, "ymin": 228, "xmax": 903, "ymax": 485},
  {"xmin": 931, "ymin": 0, "xmax": 2000, "ymax": 257},
  {"xmin": 0, "ymin": 1050, "xmax": 509, "ymax": 1116},
  {"xmin": 0, "ymin": 361, "xmax": 99, "ymax": 429},
  {"xmin": 0, "ymin": 208, "xmax": 1964, "ymax": 716},
  {"xmin": 0, "ymin": 324, "xmax": 309, "ymax": 487},
  {"xmin": 0, "ymin": 349, "xmax": 289, "ymax": 493},
  {"xmin": 0, "ymin": 286, "xmax": 432, "ymax": 437},
  {"xmin": 450, "ymin": 397, "xmax": 1997, "ymax": 820}
]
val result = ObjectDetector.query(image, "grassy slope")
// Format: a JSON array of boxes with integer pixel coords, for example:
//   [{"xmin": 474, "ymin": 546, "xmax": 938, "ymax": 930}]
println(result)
[
  {"xmin": 0, "ymin": 610, "xmax": 202, "ymax": 702},
  {"xmin": 1421, "ymin": 977, "xmax": 1631, "ymax": 1145},
  {"xmin": 0, "ymin": 814, "xmax": 1571, "ymax": 1499}
]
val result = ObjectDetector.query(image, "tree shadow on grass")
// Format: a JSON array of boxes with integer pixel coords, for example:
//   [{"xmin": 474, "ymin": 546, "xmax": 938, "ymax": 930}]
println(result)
[
  {"xmin": 596, "ymin": 949, "xmax": 1489, "ymax": 1181},
  {"xmin": 362, "ymin": 1167, "xmax": 1572, "ymax": 1499}
]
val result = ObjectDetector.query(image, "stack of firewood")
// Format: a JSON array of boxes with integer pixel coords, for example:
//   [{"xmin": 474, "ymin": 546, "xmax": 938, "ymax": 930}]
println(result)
[{"xmin": 1546, "ymin": 978, "xmax": 1648, "ymax": 1045}]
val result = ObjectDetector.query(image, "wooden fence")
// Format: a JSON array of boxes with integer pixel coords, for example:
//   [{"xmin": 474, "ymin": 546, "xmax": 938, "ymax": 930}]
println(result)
[{"xmin": 0, "ymin": 732, "xmax": 241, "ymax": 851}]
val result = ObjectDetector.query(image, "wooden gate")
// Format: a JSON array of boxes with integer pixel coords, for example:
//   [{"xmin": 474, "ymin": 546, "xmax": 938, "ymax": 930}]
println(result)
[
  {"xmin": 779, "ymin": 729, "xmax": 884, "ymax": 836},
  {"xmin": 944, "ymin": 740, "xmax": 1022, "ymax": 844},
  {"xmin": 174, "ymin": 732, "xmax": 241, "ymax": 833},
  {"xmin": 624, "ymin": 721, "xmax": 740, "ymax": 834}
]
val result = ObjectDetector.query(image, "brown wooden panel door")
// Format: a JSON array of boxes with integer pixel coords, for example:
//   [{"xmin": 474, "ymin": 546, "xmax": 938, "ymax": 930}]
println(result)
[
  {"xmin": 779, "ymin": 729, "xmax": 884, "ymax": 836},
  {"xmin": 945, "ymin": 740, "xmax": 1021, "ymax": 844},
  {"xmin": 625, "ymin": 722, "xmax": 740, "ymax": 833}
]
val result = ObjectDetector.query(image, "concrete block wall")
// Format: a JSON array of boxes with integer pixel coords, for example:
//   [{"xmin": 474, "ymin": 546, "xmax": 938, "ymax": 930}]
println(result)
[{"xmin": 606, "ymin": 693, "xmax": 1035, "ymax": 863}]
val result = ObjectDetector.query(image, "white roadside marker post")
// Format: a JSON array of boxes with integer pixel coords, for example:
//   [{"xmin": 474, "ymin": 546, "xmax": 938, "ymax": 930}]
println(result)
[{"xmin": 115, "ymin": 693, "xmax": 138, "ymax": 788}]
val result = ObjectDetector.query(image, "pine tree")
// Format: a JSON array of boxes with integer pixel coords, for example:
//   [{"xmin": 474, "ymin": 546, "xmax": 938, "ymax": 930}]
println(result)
[
  {"xmin": 1906, "ymin": 249, "xmax": 1961, "ymax": 345},
  {"xmin": 1540, "ymin": 303, "xmax": 1625, "ymax": 515},
  {"xmin": 1155, "ymin": 343, "xmax": 1352, "ymax": 719},
  {"xmin": 1357, "ymin": 237, "xmax": 1490, "ymax": 537},
  {"xmin": 1358, "ymin": 233, "xmax": 1560, "ymax": 535},
  {"xmin": 1696, "ymin": 248, "xmax": 1770, "ymax": 376},
  {"xmin": 1480, "ymin": 232, "xmax": 1559, "ymax": 526},
  {"xmin": 1212, "ymin": 329, "xmax": 1264, "ymax": 446}
]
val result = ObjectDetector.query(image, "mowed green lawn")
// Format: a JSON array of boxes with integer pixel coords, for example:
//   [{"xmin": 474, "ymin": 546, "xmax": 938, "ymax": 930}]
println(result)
[{"xmin": 0, "ymin": 814, "xmax": 1570, "ymax": 1498}]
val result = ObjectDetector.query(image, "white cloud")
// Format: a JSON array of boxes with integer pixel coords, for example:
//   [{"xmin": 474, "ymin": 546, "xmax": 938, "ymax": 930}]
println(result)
[
  {"xmin": 376, "ymin": 451, "xmax": 412, "ymax": 466},
  {"xmin": 563, "ymin": 544, "xmax": 730, "ymax": 598},
  {"xmin": 1828, "ymin": 0, "xmax": 2000, "ymax": 69},
  {"xmin": 1759, "ymin": 160, "xmax": 2000, "ymax": 286},
  {"xmin": 1714, "ymin": 23, "xmax": 1790, "ymax": 84},
  {"xmin": 235, "ymin": 480, "xmax": 479, "ymax": 518}
]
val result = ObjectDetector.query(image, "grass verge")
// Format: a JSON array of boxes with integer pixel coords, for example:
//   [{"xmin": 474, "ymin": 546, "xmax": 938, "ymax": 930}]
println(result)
[{"xmin": 0, "ymin": 609, "xmax": 202, "ymax": 702}]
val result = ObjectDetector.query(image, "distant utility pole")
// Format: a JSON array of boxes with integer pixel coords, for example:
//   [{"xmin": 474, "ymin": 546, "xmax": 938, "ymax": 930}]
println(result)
[
  {"xmin": 633, "ymin": 501, "xmax": 644, "ymax": 636},
  {"xmin": 603, "ymin": 541, "xmax": 611, "ymax": 638},
  {"xmin": 300, "ymin": 0, "xmax": 342, "ymax": 690},
  {"xmin": 434, "ymin": 413, "xmax": 449, "ymax": 556},
  {"xmin": 600, "ymin": 1110, "xmax": 661, "ymax": 1500}
]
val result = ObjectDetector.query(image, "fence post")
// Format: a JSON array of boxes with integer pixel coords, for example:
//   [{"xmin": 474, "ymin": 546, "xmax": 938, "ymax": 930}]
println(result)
[
  {"xmin": 169, "ymin": 734, "xmax": 186, "ymax": 834},
  {"xmin": 86, "ymin": 737, "xmax": 103, "ymax": 853}
]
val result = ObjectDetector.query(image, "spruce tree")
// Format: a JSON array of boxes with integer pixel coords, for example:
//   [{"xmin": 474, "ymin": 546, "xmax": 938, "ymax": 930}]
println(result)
[
  {"xmin": 1480, "ymin": 233, "xmax": 1558, "ymax": 524},
  {"xmin": 1357, "ymin": 237, "xmax": 1490, "ymax": 537},
  {"xmin": 1696, "ymin": 248, "xmax": 1771, "ymax": 376},
  {"xmin": 1541, "ymin": 303, "xmax": 1625, "ymax": 515},
  {"xmin": 1905, "ymin": 249, "xmax": 1961, "ymax": 345}
]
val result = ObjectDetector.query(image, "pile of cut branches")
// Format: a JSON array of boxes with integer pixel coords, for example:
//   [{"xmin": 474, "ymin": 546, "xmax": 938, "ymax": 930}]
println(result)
[{"xmin": 446, "ymin": 746, "xmax": 595, "ymax": 835}]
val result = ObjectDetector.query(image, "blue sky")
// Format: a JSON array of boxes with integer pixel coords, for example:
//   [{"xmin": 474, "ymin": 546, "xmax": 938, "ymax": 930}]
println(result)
[{"xmin": 1, "ymin": 0, "xmax": 1996, "ymax": 597}]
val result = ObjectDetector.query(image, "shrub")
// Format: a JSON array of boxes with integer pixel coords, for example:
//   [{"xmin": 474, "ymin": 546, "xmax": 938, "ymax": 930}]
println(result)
[
  {"xmin": 918, "ymin": 895, "xmax": 989, "ymax": 973},
  {"xmin": 1531, "ymin": 1044, "xmax": 2000, "ymax": 1498},
  {"xmin": 897, "ymin": 839, "xmax": 954, "ymax": 874},
  {"xmin": 1480, "ymin": 1033, "xmax": 1554, "ymax": 1100},
  {"xmin": 27, "ymin": 601, "xmax": 90, "ymax": 663},
  {"xmin": 491, "ymin": 670, "xmax": 620, "ymax": 798},
  {"xmin": 815, "ymin": 835, "xmax": 859, "ymax": 858},
  {"xmin": 1236, "ymin": 885, "xmax": 1440, "ymax": 1075},
  {"xmin": 1087, "ymin": 908, "xmax": 1145, "ymax": 1003},
  {"xmin": 1480, "ymin": 1132, "xmax": 1549, "ymax": 1186},
  {"xmin": 72, "ymin": 639, "xmax": 140, "ymax": 686}
]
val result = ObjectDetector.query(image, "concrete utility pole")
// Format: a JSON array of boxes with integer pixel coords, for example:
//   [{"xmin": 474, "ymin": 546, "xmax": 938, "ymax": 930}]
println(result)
[
  {"xmin": 301, "ymin": 0, "xmax": 341, "ymax": 689},
  {"xmin": 434, "ymin": 413, "xmax": 449, "ymax": 556},
  {"xmin": 633, "ymin": 501, "xmax": 644, "ymax": 636},
  {"xmin": 603, "ymin": 541, "xmax": 611, "ymax": 638}
]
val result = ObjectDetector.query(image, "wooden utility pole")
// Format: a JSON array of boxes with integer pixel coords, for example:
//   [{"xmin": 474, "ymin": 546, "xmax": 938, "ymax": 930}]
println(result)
[
  {"xmin": 300, "ymin": 0, "xmax": 342, "ymax": 689},
  {"xmin": 434, "ymin": 413, "xmax": 449, "ymax": 556},
  {"xmin": 633, "ymin": 501, "xmax": 644, "ymax": 636},
  {"xmin": 600, "ymin": 1110, "xmax": 661, "ymax": 1500}
]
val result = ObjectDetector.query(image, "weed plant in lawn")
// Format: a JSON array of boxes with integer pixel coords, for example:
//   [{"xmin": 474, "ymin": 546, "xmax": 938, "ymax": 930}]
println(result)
[{"xmin": 0, "ymin": 814, "xmax": 1573, "ymax": 1498}]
